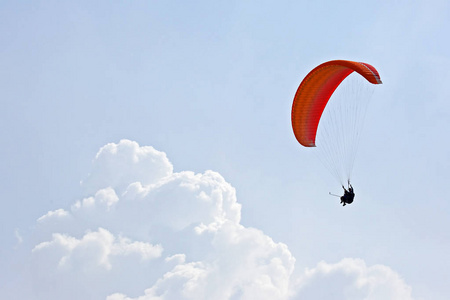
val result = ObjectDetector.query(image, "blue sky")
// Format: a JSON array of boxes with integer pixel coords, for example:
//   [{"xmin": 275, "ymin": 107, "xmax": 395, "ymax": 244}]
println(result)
[{"xmin": 1, "ymin": 1, "xmax": 449, "ymax": 299}]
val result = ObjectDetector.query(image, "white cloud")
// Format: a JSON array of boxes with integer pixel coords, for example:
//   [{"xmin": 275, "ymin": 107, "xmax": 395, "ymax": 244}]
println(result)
[
  {"xmin": 14, "ymin": 228, "xmax": 23, "ymax": 246},
  {"xmin": 37, "ymin": 208, "xmax": 69, "ymax": 222},
  {"xmin": 71, "ymin": 187, "xmax": 119, "ymax": 212},
  {"xmin": 28, "ymin": 140, "xmax": 413, "ymax": 300},
  {"xmin": 32, "ymin": 227, "xmax": 162, "ymax": 271},
  {"xmin": 113, "ymin": 222, "xmax": 295, "ymax": 300},
  {"xmin": 81, "ymin": 139, "xmax": 173, "ymax": 195},
  {"xmin": 292, "ymin": 258, "xmax": 413, "ymax": 300}
]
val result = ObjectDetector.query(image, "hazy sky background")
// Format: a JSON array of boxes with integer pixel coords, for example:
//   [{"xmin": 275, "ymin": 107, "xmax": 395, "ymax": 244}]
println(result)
[{"xmin": 1, "ymin": 1, "xmax": 449, "ymax": 299}]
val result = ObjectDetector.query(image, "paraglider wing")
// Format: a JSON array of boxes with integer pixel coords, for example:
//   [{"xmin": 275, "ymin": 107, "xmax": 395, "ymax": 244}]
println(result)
[{"xmin": 291, "ymin": 60, "xmax": 382, "ymax": 147}]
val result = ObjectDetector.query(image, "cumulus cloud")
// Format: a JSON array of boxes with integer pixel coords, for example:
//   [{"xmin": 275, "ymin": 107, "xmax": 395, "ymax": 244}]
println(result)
[
  {"xmin": 32, "ymin": 227, "xmax": 162, "ymax": 270},
  {"xmin": 81, "ymin": 140, "xmax": 173, "ymax": 195},
  {"xmin": 28, "ymin": 139, "xmax": 413, "ymax": 300},
  {"xmin": 292, "ymin": 258, "xmax": 413, "ymax": 300}
]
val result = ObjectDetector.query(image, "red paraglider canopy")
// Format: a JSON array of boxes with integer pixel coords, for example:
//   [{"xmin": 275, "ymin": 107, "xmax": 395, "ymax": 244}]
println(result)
[{"xmin": 291, "ymin": 60, "xmax": 382, "ymax": 147}]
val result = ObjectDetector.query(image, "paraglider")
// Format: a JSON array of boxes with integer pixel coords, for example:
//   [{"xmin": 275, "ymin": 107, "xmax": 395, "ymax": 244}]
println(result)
[
  {"xmin": 291, "ymin": 60, "xmax": 382, "ymax": 206},
  {"xmin": 340, "ymin": 181, "xmax": 354, "ymax": 206}
]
